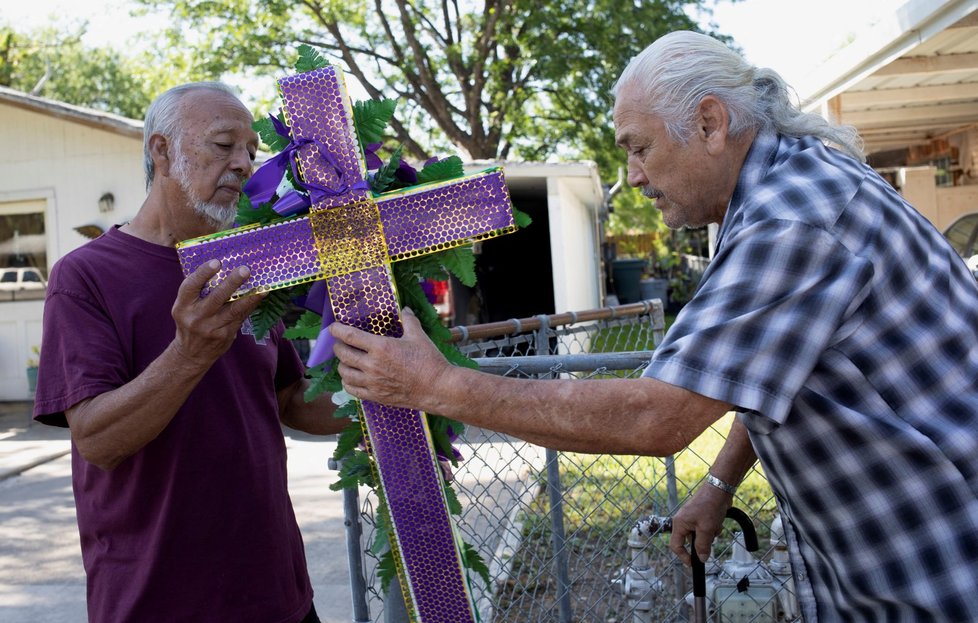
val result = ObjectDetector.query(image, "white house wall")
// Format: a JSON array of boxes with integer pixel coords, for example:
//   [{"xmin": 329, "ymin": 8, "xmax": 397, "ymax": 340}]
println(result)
[{"xmin": 0, "ymin": 103, "xmax": 144, "ymax": 400}]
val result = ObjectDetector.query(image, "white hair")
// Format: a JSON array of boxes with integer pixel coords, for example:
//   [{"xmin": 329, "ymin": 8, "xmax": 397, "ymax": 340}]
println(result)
[
  {"xmin": 613, "ymin": 31, "xmax": 864, "ymax": 160},
  {"xmin": 142, "ymin": 82, "xmax": 241, "ymax": 190}
]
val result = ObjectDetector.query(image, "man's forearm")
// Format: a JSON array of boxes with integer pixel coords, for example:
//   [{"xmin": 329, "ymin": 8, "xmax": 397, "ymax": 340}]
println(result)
[
  {"xmin": 706, "ymin": 417, "xmax": 757, "ymax": 487},
  {"xmin": 65, "ymin": 341, "xmax": 213, "ymax": 470},
  {"xmin": 425, "ymin": 367, "xmax": 732, "ymax": 456},
  {"xmin": 278, "ymin": 379, "xmax": 346, "ymax": 435}
]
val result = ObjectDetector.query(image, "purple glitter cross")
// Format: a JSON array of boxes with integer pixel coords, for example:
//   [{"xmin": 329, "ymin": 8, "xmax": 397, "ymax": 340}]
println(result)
[{"xmin": 177, "ymin": 66, "xmax": 515, "ymax": 623}]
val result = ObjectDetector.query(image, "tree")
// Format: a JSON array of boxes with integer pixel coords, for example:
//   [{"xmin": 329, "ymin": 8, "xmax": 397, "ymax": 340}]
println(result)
[
  {"xmin": 0, "ymin": 24, "xmax": 157, "ymax": 119},
  {"xmin": 134, "ymin": 0, "xmax": 733, "ymax": 169}
]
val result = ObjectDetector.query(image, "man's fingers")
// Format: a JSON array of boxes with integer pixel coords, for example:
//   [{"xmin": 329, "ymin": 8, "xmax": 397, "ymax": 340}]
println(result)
[
  {"xmin": 695, "ymin": 540, "xmax": 713, "ymax": 564},
  {"xmin": 225, "ymin": 290, "xmax": 265, "ymax": 322},
  {"xmin": 669, "ymin": 531, "xmax": 692, "ymax": 566},
  {"xmin": 330, "ymin": 321, "xmax": 380, "ymax": 352},
  {"xmin": 400, "ymin": 306, "xmax": 423, "ymax": 335},
  {"xmin": 209, "ymin": 265, "xmax": 252, "ymax": 304},
  {"xmin": 177, "ymin": 260, "xmax": 222, "ymax": 304}
]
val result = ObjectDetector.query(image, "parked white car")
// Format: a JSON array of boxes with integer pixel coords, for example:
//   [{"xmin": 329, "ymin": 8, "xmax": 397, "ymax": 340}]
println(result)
[{"xmin": 0, "ymin": 267, "xmax": 47, "ymax": 292}]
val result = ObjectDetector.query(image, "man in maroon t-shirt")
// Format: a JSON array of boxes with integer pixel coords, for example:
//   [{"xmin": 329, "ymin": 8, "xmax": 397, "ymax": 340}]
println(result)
[{"xmin": 33, "ymin": 82, "xmax": 345, "ymax": 623}]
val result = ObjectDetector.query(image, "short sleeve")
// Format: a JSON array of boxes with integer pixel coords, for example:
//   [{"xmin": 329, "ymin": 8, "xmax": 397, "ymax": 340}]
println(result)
[
  {"xmin": 643, "ymin": 219, "xmax": 873, "ymax": 424},
  {"xmin": 33, "ymin": 263, "xmax": 131, "ymax": 427}
]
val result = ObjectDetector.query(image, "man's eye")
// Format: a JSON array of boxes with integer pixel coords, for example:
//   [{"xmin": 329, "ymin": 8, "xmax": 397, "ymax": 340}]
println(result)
[{"xmin": 216, "ymin": 143, "xmax": 232, "ymax": 149}]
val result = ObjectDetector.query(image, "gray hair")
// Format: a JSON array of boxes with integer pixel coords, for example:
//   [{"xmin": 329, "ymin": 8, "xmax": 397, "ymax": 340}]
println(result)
[
  {"xmin": 613, "ymin": 31, "xmax": 864, "ymax": 161},
  {"xmin": 142, "ymin": 82, "xmax": 241, "ymax": 190}
]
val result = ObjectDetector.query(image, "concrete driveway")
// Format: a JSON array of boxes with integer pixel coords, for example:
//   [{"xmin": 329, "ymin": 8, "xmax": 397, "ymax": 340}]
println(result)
[{"xmin": 0, "ymin": 403, "xmax": 359, "ymax": 623}]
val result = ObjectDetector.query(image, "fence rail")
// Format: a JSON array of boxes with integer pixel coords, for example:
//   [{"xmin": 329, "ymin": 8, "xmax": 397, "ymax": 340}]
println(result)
[{"xmin": 338, "ymin": 300, "xmax": 790, "ymax": 622}]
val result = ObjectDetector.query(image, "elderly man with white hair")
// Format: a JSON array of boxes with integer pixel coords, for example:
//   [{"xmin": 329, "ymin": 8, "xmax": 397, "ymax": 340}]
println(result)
[
  {"xmin": 331, "ymin": 31, "xmax": 978, "ymax": 621},
  {"xmin": 34, "ymin": 82, "xmax": 344, "ymax": 623}
]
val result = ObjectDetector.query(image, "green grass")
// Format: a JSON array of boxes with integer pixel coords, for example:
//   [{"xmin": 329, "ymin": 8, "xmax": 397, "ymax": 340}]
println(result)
[{"xmin": 521, "ymin": 413, "xmax": 777, "ymax": 543}]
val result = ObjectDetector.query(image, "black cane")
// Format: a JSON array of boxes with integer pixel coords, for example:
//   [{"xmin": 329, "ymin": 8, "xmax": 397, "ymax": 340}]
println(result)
[{"xmin": 689, "ymin": 507, "xmax": 758, "ymax": 623}]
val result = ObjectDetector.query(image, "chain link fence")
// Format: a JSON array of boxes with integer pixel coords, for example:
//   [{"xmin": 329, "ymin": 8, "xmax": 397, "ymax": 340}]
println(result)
[{"xmin": 337, "ymin": 300, "xmax": 797, "ymax": 623}]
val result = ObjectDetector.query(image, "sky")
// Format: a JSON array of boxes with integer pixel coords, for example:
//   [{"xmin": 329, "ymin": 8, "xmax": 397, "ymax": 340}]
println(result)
[{"xmin": 0, "ymin": 0, "xmax": 898, "ymax": 99}]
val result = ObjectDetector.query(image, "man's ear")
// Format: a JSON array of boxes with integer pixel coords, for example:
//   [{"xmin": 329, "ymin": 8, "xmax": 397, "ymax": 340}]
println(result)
[
  {"xmin": 148, "ymin": 133, "xmax": 173, "ymax": 179},
  {"xmin": 696, "ymin": 95, "xmax": 729, "ymax": 155}
]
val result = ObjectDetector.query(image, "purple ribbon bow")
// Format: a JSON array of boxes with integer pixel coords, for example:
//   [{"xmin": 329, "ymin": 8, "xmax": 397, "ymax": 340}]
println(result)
[{"xmin": 243, "ymin": 113, "xmax": 370, "ymax": 217}]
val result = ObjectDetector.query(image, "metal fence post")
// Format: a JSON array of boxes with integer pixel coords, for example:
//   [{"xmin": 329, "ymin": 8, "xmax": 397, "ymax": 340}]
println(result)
[
  {"xmin": 384, "ymin": 576, "xmax": 410, "ymax": 623},
  {"xmin": 536, "ymin": 315, "xmax": 573, "ymax": 623},
  {"xmin": 331, "ymin": 457, "xmax": 372, "ymax": 623}
]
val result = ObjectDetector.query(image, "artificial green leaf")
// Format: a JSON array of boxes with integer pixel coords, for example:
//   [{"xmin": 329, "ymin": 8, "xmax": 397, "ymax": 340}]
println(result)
[
  {"xmin": 235, "ymin": 193, "xmax": 279, "ymax": 227},
  {"xmin": 371, "ymin": 501, "xmax": 392, "ymax": 555},
  {"xmin": 353, "ymin": 98, "xmax": 397, "ymax": 146},
  {"xmin": 334, "ymin": 400, "xmax": 360, "ymax": 420},
  {"xmin": 376, "ymin": 551, "xmax": 397, "ymax": 594},
  {"xmin": 329, "ymin": 450, "xmax": 373, "ymax": 490},
  {"xmin": 370, "ymin": 144, "xmax": 403, "ymax": 193},
  {"xmin": 401, "ymin": 253, "xmax": 449, "ymax": 281},
  {"xmin": 513, "ymin": 208, "xmax": 533, "ymax": 229},
  {"xmin": 295, "ymin": 43, "xmax": 330, "ymax": 73},
  {"xmin": 253, "ymin": 113, "xmax": 290, "ymax": 153},
  {"xmin": 304, "ymin": 359, "xmax": 343, "ymax": 402},
  {"xmin": 249, "ymin": 289, "xmax": 291, "ymax": 340},
  {"xmin": 462, "ymin": 541, "xmax": 492, "ymax": 588},
  {"xmin": 439, "ymin": 246, "xmax": 477, "ymax": 287},
  {"xmin": 416, "ymin": 156, "xmax": 464, "ymax": 184},
  {"xmin": 444, "ymin": 483, "xmax": 463, "ymax": 515},
  {"xmin": 332, "ymin": 420, "xmax": 363, "ymax": 461},
  {"xmin": 429, "ymin": 420, "xmax": 458, "ymax": 467},
  {"xmin": 283, "ymin": 310, "xmax": 323, "ymax": 340}
]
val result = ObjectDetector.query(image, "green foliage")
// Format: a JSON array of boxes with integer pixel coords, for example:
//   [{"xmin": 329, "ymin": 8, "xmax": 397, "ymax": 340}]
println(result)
[
  {"xmin": 437, "ymin": 247, "xmax": 477, "ymax": 288},
  {"xmin": 130, "ymin": 0, "xmax": 736, "ymax": 175},
  {"xmin": 234, "ymin": 192, "xmax": 281, "ymax": 227},
  {"xmin": 393, "ymin": 264, "xmax": 452, "ymax": 342},
  {"xmin": 376, "ymin": 551, "xmax": 397, "ymax": 594},
  {"xmin": 461, "ymin": 541, "xmax": 492, "ymax": 588},
  {"xmin": 247, "ymin": 289, "xmax": 291, "ymax": 340},
  {"xmin": 370, "ymin": 144, "xmax": 404, "ymax": 193},
  {"xmin": 253, "ymin": 113, "xmax": 290, "ymax": 152},
  {"xmin": 294, "ymin": 43, "xmax": 330, "ymax": 73},
  {"xmin": 283, "ymin": 311, "xmax": 323, "ymax": 341},
  {"xmin": 417, "ymin": 156, "xmax": 464, "ymax": 185},
  {"xmin": 329, "ymin": 449, "xmax": 375, "ymax": 490},
  {"xmin": 443, "ymin": 483, "xmax": 463, "ymax": 515},
  {"xmin": 353, "ymin": 98, "xmax": 398, "ymax": 146},
  {"xmin": 332, "ymin": 420, "xmax": 364, "ymax": 462},
  {"xmin": 0, "ymin": 24, "xmax": 157, "ymax": 118},
  {"xmin": 304, "ymin": 359, "xmax": 343, "ymax": 402},
  {"xmin": 513, "ymin": 208, "xmax": 533, "ymax": 229},
  {"xmin": 429, "ymin": 416, "xmax": 464, "ymax": 467}
]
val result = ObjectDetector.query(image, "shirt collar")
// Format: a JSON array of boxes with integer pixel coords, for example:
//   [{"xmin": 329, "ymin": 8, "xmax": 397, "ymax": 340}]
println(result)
[{"xmin": 715, "ymin": 129, "xmax": 780, "ymax": 252}]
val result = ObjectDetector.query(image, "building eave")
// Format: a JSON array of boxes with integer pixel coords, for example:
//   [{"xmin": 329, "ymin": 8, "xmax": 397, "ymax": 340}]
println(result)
[{"xmin": 0, "ymin": 85, "xmax": 143, "ymax": 140}]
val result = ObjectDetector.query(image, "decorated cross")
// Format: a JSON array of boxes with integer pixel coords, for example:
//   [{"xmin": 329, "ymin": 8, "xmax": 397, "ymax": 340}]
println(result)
[{"xmin": 176, "ymin": 67, "xmax": 516, "ymax": 622}]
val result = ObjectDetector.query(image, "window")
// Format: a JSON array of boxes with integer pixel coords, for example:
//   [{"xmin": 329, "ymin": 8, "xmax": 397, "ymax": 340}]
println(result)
[{"xmin": 0, "ymin": 200, "xmax": 47, "ymax": 302}]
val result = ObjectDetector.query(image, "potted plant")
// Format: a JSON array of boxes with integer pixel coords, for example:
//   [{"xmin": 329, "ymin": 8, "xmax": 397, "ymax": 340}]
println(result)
[{"xmin": 26, "ymin": 345, "xmax": 39, "ymax": 394}]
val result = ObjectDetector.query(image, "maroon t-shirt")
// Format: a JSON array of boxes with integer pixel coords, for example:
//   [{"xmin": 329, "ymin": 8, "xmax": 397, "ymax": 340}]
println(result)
[{"xmin": 33, "ymin": 226, "xmax": 313, "ymax": 623}]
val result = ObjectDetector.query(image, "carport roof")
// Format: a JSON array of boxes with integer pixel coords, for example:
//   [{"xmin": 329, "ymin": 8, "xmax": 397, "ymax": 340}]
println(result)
[{"xmin": 800, "ymin": 0, "xmax": 978, "ymax": 157}]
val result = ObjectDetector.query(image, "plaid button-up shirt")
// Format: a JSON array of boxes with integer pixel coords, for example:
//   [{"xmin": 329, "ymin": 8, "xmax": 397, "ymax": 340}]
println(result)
[{"xmin": 645, "ymin": 130, "xmax": 978, "ymax": 621}]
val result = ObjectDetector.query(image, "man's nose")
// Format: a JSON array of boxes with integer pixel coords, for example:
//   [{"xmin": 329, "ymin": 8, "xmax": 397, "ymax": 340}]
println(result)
[
  {"xmin": 229, "ymin": 147, "xmax": 253, "ymax": 176},
  {"xmin": 626, "ymin": 163, "xmax": 647, "ymax": 188}
]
